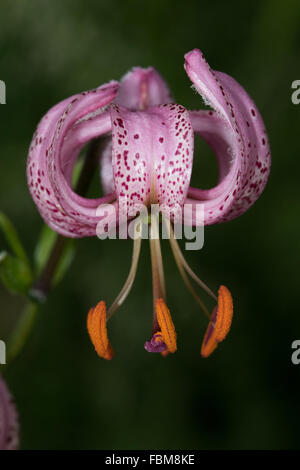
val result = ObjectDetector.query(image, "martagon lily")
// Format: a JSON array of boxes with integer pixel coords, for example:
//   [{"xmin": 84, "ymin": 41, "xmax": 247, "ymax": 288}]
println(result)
[{"xmin": 27, "ymin": 49, "xmax": 270, "ymax": 359}]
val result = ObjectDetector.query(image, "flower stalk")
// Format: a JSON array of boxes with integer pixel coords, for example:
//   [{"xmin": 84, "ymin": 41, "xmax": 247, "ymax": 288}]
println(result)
[{"xmin": 6, "ymin": 137, "xmax": 104, "ymax": 365}]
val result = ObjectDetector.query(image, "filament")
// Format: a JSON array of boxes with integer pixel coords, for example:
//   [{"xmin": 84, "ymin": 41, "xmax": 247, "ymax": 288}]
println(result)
[{"xmin": 107, "ymin": 219, "xmax": 142, "ymax": 319}]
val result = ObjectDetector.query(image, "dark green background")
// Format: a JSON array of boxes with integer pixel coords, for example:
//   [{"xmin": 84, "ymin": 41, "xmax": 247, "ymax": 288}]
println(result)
[{"xmin": 1, "ymin": 0, "xmax": 300, "ymax": 450}]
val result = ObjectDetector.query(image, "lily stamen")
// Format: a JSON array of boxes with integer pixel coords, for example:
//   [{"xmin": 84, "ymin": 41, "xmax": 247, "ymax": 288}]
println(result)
[
  {"xmin": 149, "ymin": 215, "xmax": 166, "ymax": 304},
  {"xmin": 201, "ymin": 285, "xmax": 233, "ymax": 357},
  {"xmin": 87, "ymin": 301, "xmax": 114, "ymax": 360},
  {"xmin": 144, "ymin": 215, "xmax": 177, "ymax": 355},
  {"xmin": 169, "ymin": 223, "xmax": 217, "ymax": 302},
  {"xmin": 167, "ymin": 220, "xmax": 233, "ymax": 357},
  {"xmin": 87, "ymin": 220, "xmax": 142, "ymax": 357},
  {"xmin": 107, "ymin": 220, "xmax": 142, "ymax": 319}
]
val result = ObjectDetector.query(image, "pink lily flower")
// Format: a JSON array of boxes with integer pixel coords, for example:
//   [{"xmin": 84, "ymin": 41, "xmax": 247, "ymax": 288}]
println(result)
[
  {"xmin": 0, "ymin": 375, "xmax": 19, "ymax": 450},
  {"xmin": 27, "ymin": 49, "xmax": 270, "ymax": 359}
]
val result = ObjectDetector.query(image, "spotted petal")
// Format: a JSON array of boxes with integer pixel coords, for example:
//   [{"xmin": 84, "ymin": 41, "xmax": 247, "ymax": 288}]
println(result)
[
  {"xmin": 27, "ymin": 82, "xmax": 119, "ymax": 237},
  {"xmin": 184, "ymin": 49, "xmax": 271, "ymax": 225},
  {"xmin": 110, "ymin": 103, "xmax": 193, "ymax": 218},
  {"xmin": 115, "ymin": 66, "xmax": 173, "ymax": 111},
  {"xmin": 100, "ymin": 66, "xmax": 173, "ymax": 194}
]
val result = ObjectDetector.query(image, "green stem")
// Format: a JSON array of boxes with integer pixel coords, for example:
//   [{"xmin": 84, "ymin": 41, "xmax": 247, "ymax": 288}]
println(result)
[{"xmin": 5, "ymin": 137, "xmax": 104, "ymax": 366}]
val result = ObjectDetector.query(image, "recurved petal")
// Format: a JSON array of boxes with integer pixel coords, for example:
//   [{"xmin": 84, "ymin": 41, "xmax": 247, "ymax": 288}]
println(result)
[
  {"xmin": 110, "ymin": 103, "xmax": 193, "ymax": 218},
  {"xmin": 99, "ymin": 139, "xmax": 114, "ymax": 195},
  {"xmin": 0, "ymin": 375, "xmax": 19, "ymax": 450},
  {"xmin": 27, "ymin": 82, "xmax": 119, "ymax": 237},
  {"xmin": 115, "ymin": 67, "xmax": 172, "ymax": 111},
  {"xmin": 99, "ymin": 67, "xmax": 172, "ymax": 195},
  {"xmin": 184, "ymin": 49, "xmax": 271, "ymax": 225}
]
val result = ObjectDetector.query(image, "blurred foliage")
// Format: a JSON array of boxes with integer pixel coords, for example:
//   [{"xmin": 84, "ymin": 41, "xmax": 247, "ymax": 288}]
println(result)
[
  {"xmin": 0, "ymin": 251, "xmax": 32, "ymax": 295},
  {"xmin": 0, "ymin": 211, "xmax": 32, "ymax": 294},
  {"xmin": 0, "ymin": 0, "xmax": 300, "ymax": 450},
  {"xmin": 34, "ymin": 225, "xmax": 75, "ymax": 284}
]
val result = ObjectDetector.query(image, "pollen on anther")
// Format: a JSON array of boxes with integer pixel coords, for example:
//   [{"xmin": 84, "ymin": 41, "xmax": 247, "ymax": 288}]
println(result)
[
  {"xmin": 156, "ymin": 299, "xmax": 177, "ymax": 353},
  {"xmin": 201, "ymin": 285, "xmax": 233, "ymax": 358},
  {"xmin": 87, "ymin": 301, "xmax": 114, "ymax": 360}
]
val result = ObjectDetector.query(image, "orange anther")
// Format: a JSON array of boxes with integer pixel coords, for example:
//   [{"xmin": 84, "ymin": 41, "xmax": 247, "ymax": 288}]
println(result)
[
  {"xmin": 214, "ymin": 285, "xmax": 233, "ymax": 342},
  {"xmin": 201, "ymin": 285, "xmax": 233, "ymax": 358},
  {"xmin": 87, "ymin": 301, "xmax": 114, "ymax": 360},
  {"xmin": 155, "ymin": 298, "xmax": 177, "ymax": 353}
]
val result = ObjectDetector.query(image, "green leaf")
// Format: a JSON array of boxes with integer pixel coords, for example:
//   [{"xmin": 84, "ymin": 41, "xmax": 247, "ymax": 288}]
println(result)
[
  {"xmin": 0, "ymin": 212, "xmax": 30, "ymax": 268},
  {"xmin": 34, "ymin": 225, "xmax": 57, "ymax": 274},
  {"xmin": 0, "ymin": 251, "xmax": 33, "ymax": 294}
]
